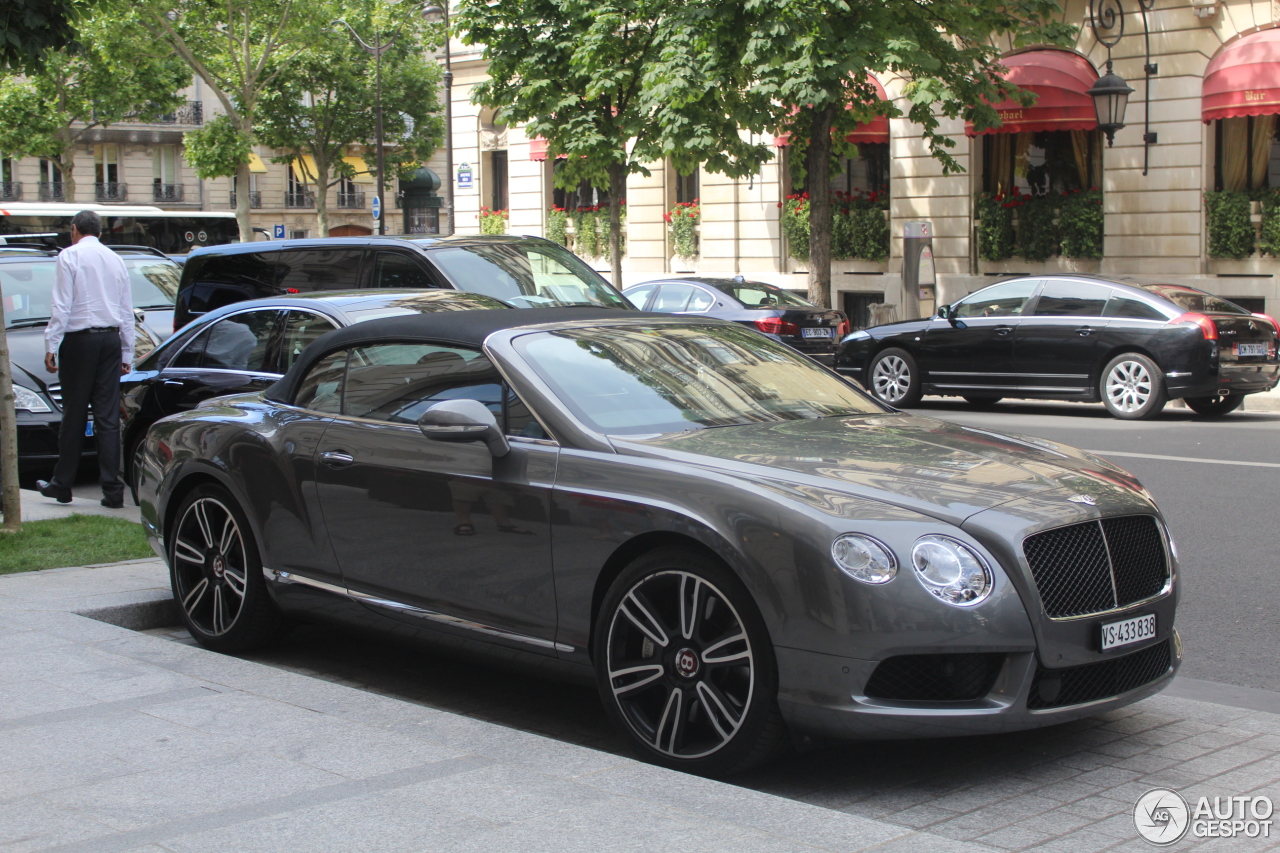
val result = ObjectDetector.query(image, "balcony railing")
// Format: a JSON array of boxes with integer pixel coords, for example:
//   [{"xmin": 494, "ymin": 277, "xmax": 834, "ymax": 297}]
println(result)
[
  {"xmin": 336, "ymin": 191, "xmax": 365, "ymax": 209},
  {"xmin": 285, "ymin": 191, "xmax": 315, "ymax": 209},
  {"xmin": 38, "ymin": 182, "xmax": 64, "ymax": 202},
  {"xmin": 95, "ymin": 182, "xmax": 127, "ymax": 202},
  {"xmin": 96, "ymin": 101, "xmax": 204, "ymax": 127},
  {"xmin": 229, "ymin": 190, "xmax": 262, "ymax": 209},
  {"xmin": 0, "ymin": 182, "xmax": 21, "ymax": 201},
  {"xmin": 152, "ymin": 183, "xmax": 184, "ymax": 202}
]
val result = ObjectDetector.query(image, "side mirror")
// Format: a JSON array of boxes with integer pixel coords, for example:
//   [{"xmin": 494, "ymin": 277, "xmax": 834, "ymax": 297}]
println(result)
[
  {"xmin": 935, "ymin": 304, "xmax": 950, "ymax": 320},
  {"xmin": 417, "ymin": 399, "xmax": 510, "ymax": 457}
]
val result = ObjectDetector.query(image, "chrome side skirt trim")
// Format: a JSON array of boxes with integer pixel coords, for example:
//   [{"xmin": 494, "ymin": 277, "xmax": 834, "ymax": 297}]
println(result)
[
  {"xmin": 933, "ymin": 383, "xmax": 1089, "ymax": 393},
  {"xmin": 931, "ymin": 371, "xmax": 1089, "ymax": 379},
  {"xmin": 264, "ymin": 568, "xmax": 573, "ymax": 653}
]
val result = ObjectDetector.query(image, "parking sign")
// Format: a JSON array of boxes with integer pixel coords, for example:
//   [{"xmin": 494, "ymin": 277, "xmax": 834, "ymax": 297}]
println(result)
[{"xmin": 273, "ymin": 224, "xmax": 285, "ymax": 239}]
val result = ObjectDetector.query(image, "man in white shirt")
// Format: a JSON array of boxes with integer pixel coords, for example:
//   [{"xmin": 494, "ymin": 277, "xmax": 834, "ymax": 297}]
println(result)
[{"xmin": 36, "ymin": 210, "xmax": 134, "ymax": 507}]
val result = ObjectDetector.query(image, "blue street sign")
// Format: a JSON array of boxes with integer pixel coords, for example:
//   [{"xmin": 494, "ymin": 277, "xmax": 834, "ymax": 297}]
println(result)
[
  {"xmin": 272, "ymin": 224, "xmax": 285, "ymax": 239},
  {"xmin": 457, "ymin": 162, "xmax": 473, "ymax": 189},
  {"xmin": 372, "ymin": 196, "xmax": 381, "ymax": 221}
]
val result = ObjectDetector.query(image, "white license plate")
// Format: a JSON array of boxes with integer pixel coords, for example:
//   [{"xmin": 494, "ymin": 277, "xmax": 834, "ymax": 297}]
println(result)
[
  {"xmin": 802, "ymin": 327, "xmax": 833, "ymax": 338},
  {"xmin": 1100, "ymin": 613, "xmax": 1156, "ymax": 651},
  {"xmin": 1236, "ymin": 342, "xmax": 1267, "ymax": 357}
]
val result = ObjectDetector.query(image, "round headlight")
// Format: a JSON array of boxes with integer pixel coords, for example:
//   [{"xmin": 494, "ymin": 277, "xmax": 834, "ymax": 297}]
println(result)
[
  {"xmin": 911, "ymin": 535, "xmax": 992, "ymax": 606},
  {"xmin": 831, "ymin": 534, "xmax": 897, "ymax": 584}
]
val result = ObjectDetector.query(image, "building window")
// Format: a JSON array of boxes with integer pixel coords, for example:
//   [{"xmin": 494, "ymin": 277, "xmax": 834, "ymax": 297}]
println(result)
[
  {"xmin": 484, "ymin": 149, "xmax": 508, "ymax": 211},
  {"xmin": 38, "ymin": 159, "xmax": 63, "ymax": 201},
  {"xmin": 981, "ymin": 131, "xmax": 1101, "ymax": 195},
  {"xmin": 551, "ymin": 158, "xmax": 621, "ymax": 209},
  {"xmin": 675, "ymin": 167, "xmax": 699, "ymax": 205},
  {"xmin": 95, "ymin": 144, "xmax": 121, "ymax": 185},
  {"xmin": 153, "ymin": 145, "xmax": 181, "ymax": 201},
  {"xmin": 830, "ymin": 144, "xmax": 889, "ymax": 197},
  {"xmin": 1214, "ymin": 116, "xmax": 1280, "ymax": 192},
  {"xmin": 286, "ymin": 165, "xmax": 313, "ymax": 208}
]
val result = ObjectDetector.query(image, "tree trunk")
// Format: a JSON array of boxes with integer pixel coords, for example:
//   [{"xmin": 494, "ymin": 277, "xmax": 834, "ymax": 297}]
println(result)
[
  {"xmin": 234, "ymin": 161, "xmax": 252, "ymax": 242},
  {"xmin": 0, "ymin": 295, "xmax": 21, "ymax": 532},
  {"xmin": 607, "ymin": 163, "xmax": 626, "ymax": 290},
  {"xmin": 314, "ymin": 161, "xmax": 330, "ymax": 239},
  {"xmin": 805, "ymin": 104, "xmax": 835, "ymax": 308},
  {"xmin": 59, "ymin": 151, "xmax": 76, "ymax": 204}
]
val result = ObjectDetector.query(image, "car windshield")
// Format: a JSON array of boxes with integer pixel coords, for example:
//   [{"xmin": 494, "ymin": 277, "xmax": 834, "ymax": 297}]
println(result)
[
  {"xmin": 513, "ymin": 322, "xmax": 882, "ymax": 436},
  {"xmin": 1139, "ymin": 284, "xmax": 1252, "ymax": 316},
  {"xmin": 710, "ymin": 281, "xmax": 814, "ymax": 308},
  {"xmin": 125, "ymin": 259, "xmax": 180, "ymax": 308},
  {"xmin": 426, "ymin": 241, "xmax": 629, "ymax": 309},
  {"xmin": 0, "ymin": 258, "xmax": 176, "ymax": 326}
]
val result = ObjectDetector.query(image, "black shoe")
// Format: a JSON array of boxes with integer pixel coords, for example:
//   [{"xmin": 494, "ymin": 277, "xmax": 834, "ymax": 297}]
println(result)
[
  {"xmin": 36, "ymin": 480, "xmax": 72, "ymax": 503},
  {"xmin": 101, "ymin": 496, "xmax": 124, "ymax": 509}
]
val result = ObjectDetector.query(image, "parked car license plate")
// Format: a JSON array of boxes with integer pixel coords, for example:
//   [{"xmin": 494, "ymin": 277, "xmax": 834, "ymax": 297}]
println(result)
[
  {"xmin": 802, "ymin": 327, "xmax": 833, "ymax": 338},
  {"xmin": 1100, "ymin": 613, "xmax": 1155, "ymax": 651},
  {"xmin": 1236, "ymin": 342, "xmax": 1267, "ymax": 357},
  {"xmin": 85, "ymin": 421, "xmax": 94, "ymax": 437}
]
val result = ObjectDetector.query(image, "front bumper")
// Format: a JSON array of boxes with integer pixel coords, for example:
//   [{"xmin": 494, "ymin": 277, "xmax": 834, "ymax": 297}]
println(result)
[
  {"xmin": 776, "ymin": 630, "xmax": 1180, "ymax": 740},
  {"xmin": 13, "ymin": 413, "xmax": 97, "ymax": 469}
]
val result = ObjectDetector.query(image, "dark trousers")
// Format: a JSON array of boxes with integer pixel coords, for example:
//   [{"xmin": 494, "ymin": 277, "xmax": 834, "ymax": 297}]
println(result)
[{"xmin": 51, "ymin": 329, "xmax": 123, "ymax": 499}]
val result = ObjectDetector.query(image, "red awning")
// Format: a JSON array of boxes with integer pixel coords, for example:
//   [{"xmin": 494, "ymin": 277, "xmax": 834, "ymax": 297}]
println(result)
[
  {"xmin": 964, "ymin": 48, "xmax": 1099, "ymax": 136},
  {"xmin": 1203, "ymin": 29, "xmax": 1280, "ymax": 122},
  {"xmin": 529, "ymin": 136, "xmax": 550, "ymax": 161},
  {"xmin": 773, "ymin": 77, "xmax": 892, "ymax": 147}
]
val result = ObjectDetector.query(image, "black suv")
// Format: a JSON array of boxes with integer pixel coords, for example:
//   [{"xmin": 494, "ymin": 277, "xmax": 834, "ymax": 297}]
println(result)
[{"xmin": 173, "ymin": 235, "xmax": 631, "ymax": 329}]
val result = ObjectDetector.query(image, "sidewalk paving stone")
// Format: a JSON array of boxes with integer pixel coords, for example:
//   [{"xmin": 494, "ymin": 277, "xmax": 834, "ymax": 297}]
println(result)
[{"xmin": 1, "ymin": 558, "xmax": 1278, "ymax": 852}]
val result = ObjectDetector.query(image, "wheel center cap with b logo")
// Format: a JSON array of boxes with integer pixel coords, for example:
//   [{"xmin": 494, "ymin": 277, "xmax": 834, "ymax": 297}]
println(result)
[
  {"xmin": 211, "ymin": 555, "xmax": 226, "ymax": 578},
  {"xmin": 674, "ymin": 648, "xmax": 700, "ymax": 679}
]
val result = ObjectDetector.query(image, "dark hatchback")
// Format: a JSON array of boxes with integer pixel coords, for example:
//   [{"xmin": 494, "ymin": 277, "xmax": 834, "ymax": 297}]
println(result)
[
  {"xmin": 121, "ymin": 289, "xmax": 511, "ymax": 493},
  {"xmin": 172, "ymin": 234, "xmax": 630, "ymax": 330},
  {"xmin": 623, "ymin": 276, "xmax": 849, "ymax": 362},
  {"xmin": 836, "ymin": 275, "xmax": 1280, "ymax": 419},
  {"xmin": 2, "ymin": 248, "xmax": 173, "ymax": 474}
]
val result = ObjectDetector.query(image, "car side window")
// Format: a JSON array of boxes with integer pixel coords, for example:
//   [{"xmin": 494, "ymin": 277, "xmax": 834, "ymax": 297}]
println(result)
[
  {"xmin": 343, "ymin": 343, "xmax": 505, "ymax": 425},
  {"xmin": 168, "ymin": 326, "xmax": 209, "ymax": 369},
  {"xmin": 1033, "ymin": 280, "xmax": 1112, "ymax": 317},
  {"xmin": 953, "ymin": 280, "xmax": 1038, "ymax": 319},
  {"xmin": 182, "ymin": 252, "xmax": 284, "ymax": 315},
  {"xmin": 294, "ymin": 349, "xmax": 347, "ymax": 413},
  {"xmin": 624, "ymin": 284, "xmax": 656, "ymax": 309},
  {"xmin": 278, "ymin": 248, "xmax": 365, "ymax": 292},
  {"xmin": 651, "ymin": 283, "xmax": 697, "ymax": 313},
  {"xmin": 279, "ymin": 310, "xmax": 339, "ymax": 373},
  {"xmin": 686, "ymin": 287, "xmax": 716, "ymax": 312},
  {"xmin": 505, "ymin": 386, "xmax": 549, "ymax": 439},
  {"xmin": 201, "ymin": 311, "xmax": 281, "ymax": 372},
  {"xmin": 1104, "ymin": 294, "xmax": 1168, "ymax": 321},
  {"xmin": 371, "ymin": 252, "xmax": 437, "ymax": 290}
]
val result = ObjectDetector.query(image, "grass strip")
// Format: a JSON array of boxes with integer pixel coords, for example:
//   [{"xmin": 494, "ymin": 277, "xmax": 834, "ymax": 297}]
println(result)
[{"xmin": 0, "ymin": 515, "xmax": 154, "ymax": 574}]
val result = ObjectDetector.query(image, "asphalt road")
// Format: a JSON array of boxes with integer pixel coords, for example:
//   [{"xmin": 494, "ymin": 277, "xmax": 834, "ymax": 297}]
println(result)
[{"xmin": 901, "ymin": 397, "xmax": 1280, "ymax": 693}]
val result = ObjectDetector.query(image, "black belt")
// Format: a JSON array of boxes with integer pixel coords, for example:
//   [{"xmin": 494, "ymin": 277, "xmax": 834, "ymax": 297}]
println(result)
[{"xmin": 66, "ymin": 326, "xmax": 119, "ymax": 335}]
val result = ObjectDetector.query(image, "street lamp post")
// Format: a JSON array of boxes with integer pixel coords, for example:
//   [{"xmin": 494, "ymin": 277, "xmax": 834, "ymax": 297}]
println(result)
[
  {"xmin": 422, "ymin": 4, "xmax": 454, "ymax": 236},
  {"xmin": 330, "ymin": 20, "xmax": 396, "ymax": 236}
]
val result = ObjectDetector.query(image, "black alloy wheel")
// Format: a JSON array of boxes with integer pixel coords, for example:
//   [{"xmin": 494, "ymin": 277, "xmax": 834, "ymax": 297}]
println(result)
[
  {"xmin": 595, "ymin": 548, "xmax": 785, "ymax": 776},
  {"xmin": 962, "ymin": 396, "xmax": 1003, "ymax": 408},
  {"xmin": 867, "ymin": 347, "xmax": 922, "ymax": 407},
  {"xmin": 168, "ymin": 483, "xmax": 286, "ymax": 653},
  {"xmin": 1100, "ymin": 353, "xmax": 1168, "ymax": 420},
  {"xmin": 1183, "ymin": 393, "xmax": 1244, "ymax": 416}
]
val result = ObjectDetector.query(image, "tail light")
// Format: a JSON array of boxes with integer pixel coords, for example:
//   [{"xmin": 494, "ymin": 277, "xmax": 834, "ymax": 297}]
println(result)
[
  {"xmin": 837, "ymin": 316, "xmax": 851, "ymax": 338},
  {"xmin": 1170, "ymin": 313, "xmax": 1217, "ymax": 341},
  {"xmin": 754, "ymin": 317, "xmax": 800, "ymax": 336}
]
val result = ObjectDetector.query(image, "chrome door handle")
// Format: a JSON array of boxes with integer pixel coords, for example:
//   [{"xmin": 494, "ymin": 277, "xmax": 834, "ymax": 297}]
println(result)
[
  {"xmin": 993, "ymin": 325, "xmax": 1012, "ymax": 336},
  {"xmin": 1076, "ymin": 326, "xmax": 1094, "ymax": 336},
  {"xmin": 320, "ymin": 450, "xmax": 355, "ymax": 468},
  {"xmin": 162, "ymin": 379, "xmax": 185, "ymax": 387}
]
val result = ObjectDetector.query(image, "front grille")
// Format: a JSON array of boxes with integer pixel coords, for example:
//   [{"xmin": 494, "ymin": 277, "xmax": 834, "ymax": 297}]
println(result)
[
  {"xmin": 1028, "ymin": 640, "xmax": 1171, "ymax": 710},
  {"xmin": 47, "ymin": 384, "xmax": 63, "ymax": 408},
  {"xmin": 864, "ymin": 653, "xmax": 1005, "ymax": 702},
  {"xmin": 1023, "ymin": 515, "xmax": 1169, "ymax": 618}
]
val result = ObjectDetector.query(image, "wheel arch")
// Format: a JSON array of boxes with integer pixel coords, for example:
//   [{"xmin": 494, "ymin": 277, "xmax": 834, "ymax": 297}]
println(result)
[{"xmin": 160, "ymin": 462, "xmax": 265, "ymax": 564}]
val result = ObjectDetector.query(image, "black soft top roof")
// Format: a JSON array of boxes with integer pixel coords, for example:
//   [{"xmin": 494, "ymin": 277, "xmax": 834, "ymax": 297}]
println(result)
[{"xmin": 265, "ymin": 306, "xmax": 659, "ymax": 403}]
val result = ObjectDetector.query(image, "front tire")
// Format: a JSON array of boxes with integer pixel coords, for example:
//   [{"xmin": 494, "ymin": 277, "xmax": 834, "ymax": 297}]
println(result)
[
  {"xmin": 1100, "ymin": 353, "xmax": 1167, "ymax": 420},
  {"xmin": 594, "ymin": 548, "xmax": 785, "ymax": 777},
  {"xmin": 867, "ymin": 347, "xmax": 922, "ymax": 407},
  {"xmin": 168, "ymin": 483, "xmax": 285, "ymax": 653},
  {"xmin": 1183, "ymin": 393, "xmax": 1244, "ymax": 416}
]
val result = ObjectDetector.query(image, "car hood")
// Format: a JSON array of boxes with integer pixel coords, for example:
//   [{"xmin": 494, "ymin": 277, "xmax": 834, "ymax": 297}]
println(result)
[
  {"xmin": 5, "ymin": 326, "xmax": 53, "ymax": 392},
  {"xmin": 612, "ymin": 413, "xmax": 1149, "ymax": 526}
]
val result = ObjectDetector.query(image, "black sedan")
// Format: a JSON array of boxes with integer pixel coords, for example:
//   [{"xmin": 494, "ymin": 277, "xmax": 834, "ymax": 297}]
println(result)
[
  {"xmin": 121, "ymin": 289, "xmax": 510, "ymax": 494},
  {"xmin": 1, "ymin": 248, "xmax": 168, "ymax": 476},
  {"xmin": 836, "ymin": 275, "xmax": 1280, "ymax": 419},
  {"xmin": 623, "ymin": 276, "xmax": 849, "ymax": 362},
  {"xmin": 138, "ymin": 308, "xmax": 1179, "ymax": 777}
]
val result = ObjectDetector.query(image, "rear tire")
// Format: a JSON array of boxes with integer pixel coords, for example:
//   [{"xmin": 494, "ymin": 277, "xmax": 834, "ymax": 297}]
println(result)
[
  {"xmin": 1100, "ymin": 353, "xmax": 1167, "ymax": 420},
  {"xmin": 962, "ymin": 396, "xmax": 1003, "ymax": 408},
  {"xmin": 594, "ymin": 547, "xmax": 786, "ymax": 777},
  {"xmin": 168, "ymin": 483, "xmax": 286, "ymax": 654},
  {"xmin": 867, "ymin": 348, "xmax": 922, "ymax": 407},
  {"xmin": 1183, "ymin": 394, "xmax": 1244, "ymax": 416}
]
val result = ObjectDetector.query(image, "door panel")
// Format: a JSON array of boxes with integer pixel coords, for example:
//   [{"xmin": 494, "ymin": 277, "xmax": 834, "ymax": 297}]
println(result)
[
  {"xmin": 153, "ymin": 309, "xmax": 283, "ymax": 414},
  {"xmin": 1014, "ymin": 280, "xmax": 1112, "ymax": 394},
  {"xmin": 919, "ymin": 280, "xmax": 1039, "ymax": 393}
]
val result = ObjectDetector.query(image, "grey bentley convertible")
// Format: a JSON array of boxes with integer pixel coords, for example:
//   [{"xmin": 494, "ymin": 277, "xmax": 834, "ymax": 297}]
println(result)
[{"xmin": 137, "ymin": 307, "xmax": 1180, "ymax": 776}]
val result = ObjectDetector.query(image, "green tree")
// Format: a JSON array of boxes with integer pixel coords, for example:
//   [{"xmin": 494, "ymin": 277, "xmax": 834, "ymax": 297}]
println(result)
[
  {"xmin": 0, "ymin": 0, "xmax": 79, "ymax": 74},
  {"xmin": 458, "ymin": 0, "xmax": 769, "ymax": 288},
  {"xmin": 256, "ymin": 0, "xmax": 443, "ymax": 237},
  {"xmin": 670, "ymin": 0, "xmax": 1074, "ymax": 309},
  {"xmin": 0, "ymin": 12, "xmax": 187, "ymax": 202},
  {"xmin": 126, "ymin": 0, "xmax": 320, "ymax": 241}
]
